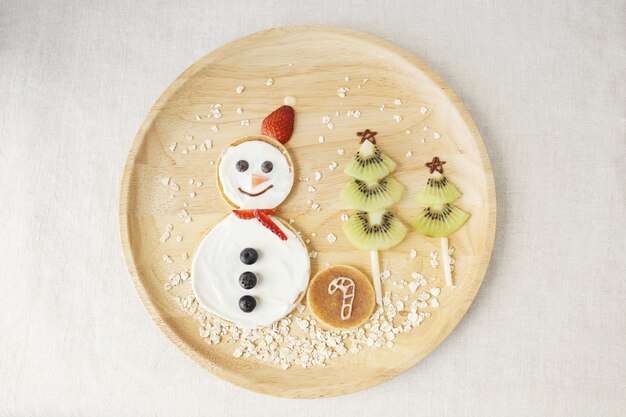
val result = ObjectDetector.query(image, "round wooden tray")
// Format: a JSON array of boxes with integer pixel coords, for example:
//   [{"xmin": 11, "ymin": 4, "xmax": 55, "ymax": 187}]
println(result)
[{"xmin": 119, "ymin": 26, "xmax": 496, "ymax": 398}]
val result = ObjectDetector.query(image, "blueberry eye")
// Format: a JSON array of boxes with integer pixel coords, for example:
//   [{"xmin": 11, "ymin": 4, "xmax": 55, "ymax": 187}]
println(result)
[
  {"xmin": 261, "ymin": 161, "xmax": 273, "ymax": 173},
  {"xmin": 236, "ymin": 160, "xmax": 249, "ymax": 172}
]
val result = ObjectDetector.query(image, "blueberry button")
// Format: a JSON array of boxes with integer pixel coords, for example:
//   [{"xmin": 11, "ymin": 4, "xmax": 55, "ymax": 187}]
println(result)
[
  {"xmin": 239, "ymin": 271, "xmax": 257, "ymax": 289},
  {"xmin": 239, "ymin": 295, "xmax": 256, "ymax": 312},
  {"xmin": 240, "ymin": 248, "xmax": 258, "ymax": 265}
]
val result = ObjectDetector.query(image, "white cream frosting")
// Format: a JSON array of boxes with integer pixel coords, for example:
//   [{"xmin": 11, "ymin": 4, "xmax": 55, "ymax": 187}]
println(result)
[
  {"xmin": 218, "ymin": 140, "xmax": 294, "ymax": 209},
  {"xmin": 191, "ymin": 213, "xmax": 310, "ymax": 329}
]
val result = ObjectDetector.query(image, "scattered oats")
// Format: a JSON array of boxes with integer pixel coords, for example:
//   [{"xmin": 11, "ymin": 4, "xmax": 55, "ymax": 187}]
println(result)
[
  {"xmin": 195, "ymin": 115, "xmax": 202, "ymax": 120},
  {"xmin": 337, "ymin": 148, "xmax": 345, "ymax": 155},
  {"xmin": 178, "ymin": 209, "xmax": 188, "ymax": 218},
  {"xmin": 433, "ymin": 132, "xmax": 441, "ymax": 140},
  {"xmin": 311, "ymin": 203, "xmax": 320, "ymax": 210},
  {"xmin": 176, "ymin": 235, "xmax": 183, "ymax": 243},
  {"xmin": 405, "ymin": 150, "xmax": 413, "ymax": 158},
  {"xmin": 395, "ymin": 301, "xmax": 404, "ymax": 311},
  {"xmin": 340, "ymin": 214, "xmax": 349, "ymax": 222},
  {"xmin": 334, "ymin": 111, "xmax": 340, "ymax": 116},
  {"xmin": 289, "ymin": 218, "xmax": 295, "ymax": 224},
  {"xmin": 241, "ymin": 119, "xmax": 250, "ymax": 126},
  {"xmin": 163, "ymin": 255, "xmax": 173, "ymax": 264},
  {"xmin": 181, "ymin": 252, "xmax": 189, "ymax": 260},
  {"xmin": 182, "ymin": 149, "xmax": 188, "ymax": 154},
  {"xmin": 189, "ymin": 192, "xmax": 196, "ymax": 198},
  {"xmin": 305, "ymin": 239, "xmax": 311, "ymax": 244},
  {"xmin": 235, "ymin": 107, "xmax": 243, "ymax": 115},
  {"xmin": 311, "ymin": 232, "xmax": 317, "ymax": 237},
  {"xmin": 346, "ymin": 109, "xmax": 362, "ymax": 118},
  {"xmin": 166, "ymin": 224, "xmax": 173, "ymax": 232},
  {"xmin": 233, "ymin": 348, "xmax": 243, "ymax": 358},
  {"xmin": 306, "ymin": 199, "xmax": 312, "ymax": 205},
  {"xmin": 328, "ymin": 162, "xmax": 338, "ymax": 171},
  {"xmin": 196, "ymin": 181, "xmax": 203, "ymax": 187},
  {"xmin": 211, "ymin": 125, "xmax": 219, "ymax": 132},
  {"xmin": 409, "ymin": 249, "xmax": 417, "ymax": 259},
  {"xmin": 189, "ymin": 144, "xmax": 197, "ymax": 151},
  {"xmin": 394, "ymin": 98, "xmax": 402, "ymax": 105},
  {"xmin": 411, "ymin": 272, "xmax": 425, "ymax": 280},
  {"xmin": 318, "ymin": 135, "xmax": 325, "ymax": 143},
  {"xmin": 380, "ymin": 104, "xmax": 385, "ymax": 111},
  {"xmin": 322, "ymin": 115, "xmax": 331, "ymax": 124},
  {"xmin": 161, "ymin": 177, "xmax": 171, "ymax": 186},
  {"xmin": 283, "ymin": 96, "xmax": 297, "ymax": 106},
  {"xmin": 327, "ymin": 233, "xmax": 337, "ymax": 243},
  {"xmin": 170, "ymin": 183, "xmax": 180, "ymax": 191},
  {"xmin": 420, "ymin": 106, "xmax": 428, "ymax": 114},
  {"xmin": 421, "ymin": 138, "xmax": 426, "ymax": 144},
  {"xmin": 309, "ymin": 251, "xmax": 318, "ymax": 259},
  {"xmin": 168, "ymin": 142, "xmax": 177, "ymax": 152},
  {"xmin": 380, "ymin": 269, "xmax": 392, "ymax": 281},
  {"xmin": 405, "ymin": 129, "xmax": 412, "ymax": 134},
  {"xmin": 266, "ymin": 78, "xmax": 274, "ymax": 86},
  {"xmin": 431, "ymin": 298, "xmax": 440, "ymax": 308},
  {"xmin": 183, "ymin": 203, "xmax": 188, "ymax": 207},
  {"xmin": 205, "ymin": 139, "xmax": 213, "ymax": 149},
  {"xmin": 409, "ymin": 282, "xmax": 419, "ymax": 293},
  {"xmin": 185, "ymin": 216, "xmax": 192, "ymax": 223},
  {"xmin": 213, "ymin": 112, "xmax": 222, "ymax": 119},
  {"xmin": 363, "ymin": 78, "xmax": 368, "ymax": 83},
  {"xmin": 308, "ymin": 185, "xmax": 316, "ymax": 192},
  {"xmin": 164, "ymin": 282, "xmax": 172, "ymax": 290},
  {"xmin": 169, "ymin": 194, "xmax": 175, "ymax": 199},
  {"xmin": 327, "ymin": 122, "xmax": 334, "ymax": 130},
  {"xmin": 423, "ymin": 126, "xmax": 428, "ymax": 131},
  {"xmin": 189, "ymin": 179, "xmax": 195, "ymax": 185},
  {"xmin": 337, "ymin": 87, "xmax": 349, "ymax": 98},
  {"xmin": 160, "ymin": 231, "xmax": 171, "ymax": 243},
  {"xmin": 418, "ymin": 292, "xmax": 431, "ymax": 302},
  {"xmin": 344, "ymin": 76, "xmax": 350, "ymax": 82},
  {"xmin": 314, "ymin": 171, "xmax": 322, "ymax": 181},
  {"xmin": 184, "ymin": 135, "xmax": 193, "ymax": 141},
  {"xmin": 236, "ymin": 85, "xmax": 245, "ymax": 94},
  {"xmin": 392, "ymin": 114, "xmax": 403, "ymax": 122},
  {"xmin": 430, "ymin": 287, "xmax": 441, "ymax": 297}
]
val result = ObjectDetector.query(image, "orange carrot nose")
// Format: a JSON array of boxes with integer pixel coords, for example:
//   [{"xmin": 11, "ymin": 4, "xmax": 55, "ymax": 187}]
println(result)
[{"xmin": 251, "ymin": 174, "xmax": 268, "ymax": 187}]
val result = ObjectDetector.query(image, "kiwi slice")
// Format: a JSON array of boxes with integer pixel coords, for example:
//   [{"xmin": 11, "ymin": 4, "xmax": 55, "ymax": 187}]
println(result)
[
  {"xmin": 411, "ymin": 204, "xmax": 470, "ymax": 238},
  {"xmin": 344, "ymin": 140, "xmax": 397, "ymax": 182},
  {"xmin": 341, "ymin": 177, "xmax": 404, "ymax": 212},
  {"xmin": 415, "ymin": 171, "xmax": 462, "ymax": 205},
  {"xmin": 342, "ymin": 210, "xmax": 407, "ymax": 250}
]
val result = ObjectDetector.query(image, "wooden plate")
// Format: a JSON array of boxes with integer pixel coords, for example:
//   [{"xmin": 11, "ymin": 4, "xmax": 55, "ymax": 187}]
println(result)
[{"xmin": 119, "ymin": 26, "xmax": 496, "ymax": 398}]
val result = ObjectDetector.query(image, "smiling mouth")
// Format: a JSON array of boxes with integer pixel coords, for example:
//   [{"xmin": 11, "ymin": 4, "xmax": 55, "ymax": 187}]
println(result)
[{"xmin": 238, "ymin": 184, "xmax": 274, "ymax": 197}]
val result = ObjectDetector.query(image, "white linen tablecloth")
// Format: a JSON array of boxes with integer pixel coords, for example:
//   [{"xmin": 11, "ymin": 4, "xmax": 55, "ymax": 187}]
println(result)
[{"xmin": 1, "ymin": 1, "xmax": 624, "ymax": 416}]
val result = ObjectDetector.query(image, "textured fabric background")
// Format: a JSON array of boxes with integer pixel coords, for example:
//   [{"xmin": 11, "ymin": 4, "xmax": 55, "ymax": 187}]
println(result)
[{"xmin": 1, "ymin": 1, "xmax": 624, "ymax": 416}]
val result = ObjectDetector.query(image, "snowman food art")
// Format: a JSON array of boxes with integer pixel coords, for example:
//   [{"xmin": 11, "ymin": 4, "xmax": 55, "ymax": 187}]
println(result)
[{"xmin": 191, "ymin": 105, "xmax": 310, "ymax": 329}]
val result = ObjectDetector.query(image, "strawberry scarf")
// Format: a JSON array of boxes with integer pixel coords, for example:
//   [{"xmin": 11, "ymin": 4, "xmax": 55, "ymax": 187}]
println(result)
[{"xmin": 232, "ymin": 208, "xmax": 287, "ymax": 241}]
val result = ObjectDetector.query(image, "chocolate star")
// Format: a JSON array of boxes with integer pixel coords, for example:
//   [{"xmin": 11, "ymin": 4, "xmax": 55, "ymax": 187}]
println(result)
[
  {"xmin": 426, "ymin": 156, "xmax": 446, "ymax": 174},
  {"xmin": 357, "ymin": 129, "xmax": 378, "ymax": 144}
]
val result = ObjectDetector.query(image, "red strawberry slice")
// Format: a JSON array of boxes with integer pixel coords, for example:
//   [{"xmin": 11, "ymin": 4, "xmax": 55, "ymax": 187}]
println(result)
[
  {"xmin": 254, "ymin": 209, "xmax": 288, "ymax": 241},
  {"xmin": 233, "ymin": 208, "xmax": 274, "ymax": 220},
  {"xmin": 261, "ymin": 105, "xmax": 294, "ymax": 144}
]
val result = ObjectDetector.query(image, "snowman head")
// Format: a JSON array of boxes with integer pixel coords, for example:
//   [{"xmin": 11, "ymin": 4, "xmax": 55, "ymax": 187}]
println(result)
[{"xmin": 217, "ymin": 135, "xmax": 294, "ymax": 209}]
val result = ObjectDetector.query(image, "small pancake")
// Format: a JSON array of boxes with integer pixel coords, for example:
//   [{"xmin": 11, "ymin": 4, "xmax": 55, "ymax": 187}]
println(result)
[{"xmin": 307, "ymin": 265, "xmax": 375, "ymax": 329}]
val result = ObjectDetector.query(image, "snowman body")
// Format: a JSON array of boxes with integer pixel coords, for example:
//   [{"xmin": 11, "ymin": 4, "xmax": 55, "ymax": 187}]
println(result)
[{"xmin": 192, "ymin": 137, "xmax": 310, "ymax": 329}]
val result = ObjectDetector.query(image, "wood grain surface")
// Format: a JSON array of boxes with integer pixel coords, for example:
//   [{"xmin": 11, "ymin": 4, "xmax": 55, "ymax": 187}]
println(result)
[{"xmin": 119, "ymin": 25, "xmax": 496, "ymax": 398}]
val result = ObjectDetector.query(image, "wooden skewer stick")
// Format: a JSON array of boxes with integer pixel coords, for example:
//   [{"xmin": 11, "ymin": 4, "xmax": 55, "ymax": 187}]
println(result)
[
  {"xmin": 441, "ymin": 237, "xmax": 453, "ymax": 287},
  {"xmin": 370, "ymin": 250, "xmax": 382, "ymax": 305}
]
